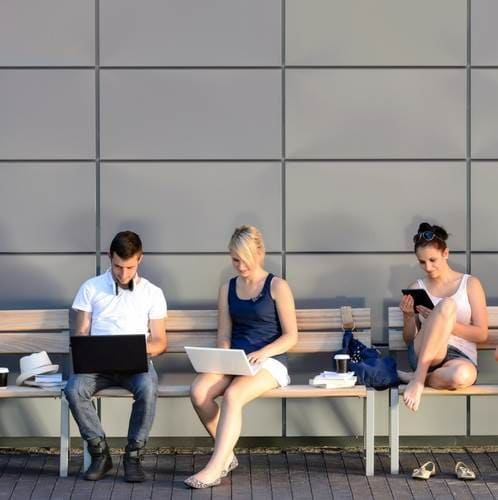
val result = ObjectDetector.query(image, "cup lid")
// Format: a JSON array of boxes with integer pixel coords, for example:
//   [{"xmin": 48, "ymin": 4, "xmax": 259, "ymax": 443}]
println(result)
[
  {"xmin": 0, "ymin": 368, "xmax": 9, "ymax": 373},
  {"xmin": 334, "ymin": 354, "xmax": 350, "ymax": 359}
]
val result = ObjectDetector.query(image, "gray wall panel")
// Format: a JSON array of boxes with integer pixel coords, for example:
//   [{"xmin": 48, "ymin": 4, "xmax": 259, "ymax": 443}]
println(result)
[
  {"xmin": 288, "ymin": 389, "xmax": 465, "ymax": 437},
  {"xmin": 0, "ymin": 255, "xmax": 95, "ymax": 308},
  {"xmin": 471, "ymin": 162, "xmax": 498, "ymax": 251},
  {"xmin": 100, "ymin": 70, "xmax": 281, "ymax": 159},
  {"xmin": 2, "ymin": 2, "xmax": 497, "ymax": 442},
  {"xmin": 399, "ymin": 398, "xmax": 466, "ymax": 436},
  {"xmin": 0, "ymin": 70, "xmax": 95, "ymax": 159},
  {"xmin": 286, "ymin": 0, "xmax": 466, "ymax": 66},
  {"xmin": 472, "ymin": 70, "xmax": 498, "ymax": 158},
  {"xmin": 286, "ymin": 162, "xmax": 466, "ymax": 252},
  {"xmin": 101, "ymin": 162, "xmax": 281, "ymax": 252},
  {"xmin": 0, "ymin": 163, "xmax": 95, "ymax": 252},
  {"xmin": 0, "ymin": 400, "xmax": 63, "ymax": 436},
  {"xmin": 287, "ymin": 398, "xmax": 366, "ymax": 437},
  {"xmin": 286, "ymin": 254, "xmax": 466, "ymax": 343},
  {"xmin": 106, "ymin": 398, "xmax": 281, "ymax": 437},
  {"xmin": 0, "ymin": 0, "xmax": 94, "ymax": 66},
  {"xmin": 137, "ymin": 254, "xmax": 282, "ymax": 309},
  {"xmin": 471, "ymin": 254, "xmax": 498, "ymax": 305},
  {"xmin": 471, "ymin": 0, "xmax": 498, "ymax": 66},
  {"xmin": 101, "ymin": 0, "xmax": 280, "ymax": 66},
  {"xmin": 286, "ymin": 69, "xmax": 466, "ymax": 159},
  {"xmin": 470, "ymin": 351, "xmax": 498, "ymax": 435}
]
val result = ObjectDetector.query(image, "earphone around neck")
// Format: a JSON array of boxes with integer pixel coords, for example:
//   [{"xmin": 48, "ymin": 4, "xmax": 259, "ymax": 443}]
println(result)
[{"xmin": 115, "ymin": 275, "xmax": 136, "ymax": 295}]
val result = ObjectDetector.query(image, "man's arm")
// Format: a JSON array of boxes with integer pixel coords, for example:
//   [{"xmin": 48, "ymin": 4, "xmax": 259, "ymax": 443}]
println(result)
[
  {"xmin": 70, "ymin": 309, "xmax": 91, "ymax": 336},
  {"xmin": 147, "ymin": 317, "xmax": 167, "ymax": 357}
]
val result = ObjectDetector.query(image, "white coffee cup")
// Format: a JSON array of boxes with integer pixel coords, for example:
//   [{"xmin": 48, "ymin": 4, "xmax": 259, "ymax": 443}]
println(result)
[
  {"xmin": 334, "ymin": 354, "xmax": 350, "ymax": 374},
  {"xmin": 0, "ymin": 367, "xmax": 9, "ymax": 389}
]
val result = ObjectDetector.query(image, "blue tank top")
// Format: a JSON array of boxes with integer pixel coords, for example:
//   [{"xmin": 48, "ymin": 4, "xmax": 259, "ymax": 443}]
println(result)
[{"xmin": 228, "ymin": 273, "xmax": 288, "ymax": 367}]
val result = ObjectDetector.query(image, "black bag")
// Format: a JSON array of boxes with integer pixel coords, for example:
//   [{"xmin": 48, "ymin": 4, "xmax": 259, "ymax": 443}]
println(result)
[{"xmin": 334, "ymin": 329, "xmax": 399, "ymax": 391}]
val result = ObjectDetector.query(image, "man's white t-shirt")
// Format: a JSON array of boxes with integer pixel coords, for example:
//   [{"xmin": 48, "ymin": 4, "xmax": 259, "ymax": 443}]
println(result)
[{"xmin": 72, "ymin": 269, "xmax": 167, "ymax": 337}]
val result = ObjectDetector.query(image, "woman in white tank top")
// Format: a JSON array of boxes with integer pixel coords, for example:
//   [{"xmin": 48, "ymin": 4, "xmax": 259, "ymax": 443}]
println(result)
[{"xmin": 398, "ymin": 222, "xmax": 488, "ymax": 412}]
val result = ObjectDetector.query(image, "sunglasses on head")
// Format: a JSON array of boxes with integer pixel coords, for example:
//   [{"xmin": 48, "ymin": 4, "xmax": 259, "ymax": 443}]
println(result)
[{"xmin": 414, "ymin": 231, "xmax": 443, "ymax": 242}]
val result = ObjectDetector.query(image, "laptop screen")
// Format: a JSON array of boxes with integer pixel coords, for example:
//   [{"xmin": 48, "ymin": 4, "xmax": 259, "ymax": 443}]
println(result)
[{"xmin": 70, "ymin": 335, "xmax": 148, "ymax": 374}]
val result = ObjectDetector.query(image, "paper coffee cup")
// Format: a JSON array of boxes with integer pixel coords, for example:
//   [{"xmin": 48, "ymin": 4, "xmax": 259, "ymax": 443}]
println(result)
[
  {"xmin": 334, "ymin": 354, "xmax": 350, "ymax": 374},
  {"xmin": 0, "ymin": 368, "xmax": 9, "ymax": 389}
]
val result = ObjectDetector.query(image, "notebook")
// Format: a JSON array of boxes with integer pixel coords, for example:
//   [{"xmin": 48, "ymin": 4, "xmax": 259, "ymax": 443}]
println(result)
[
  {"xmin": 184, "ymin": 346, "xmax": 261, "ymax": 376},
  {"xmin": 70, "ymin": 335, "xmax": 148, "ymax": 374}
]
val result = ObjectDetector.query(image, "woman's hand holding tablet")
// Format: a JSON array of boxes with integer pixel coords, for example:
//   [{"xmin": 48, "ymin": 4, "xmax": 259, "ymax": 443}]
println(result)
[{"xmin": 401, "ymin": 289, "xmax": 434, "ymax": 311}]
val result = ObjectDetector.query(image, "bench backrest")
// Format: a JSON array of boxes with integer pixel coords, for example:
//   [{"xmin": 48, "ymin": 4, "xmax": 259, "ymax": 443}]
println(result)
[
  {"xmin": 388, "ymin": 306, "xmax": 498, "ymax": 350},
  {"xmin": 0, "ymin": 308, "xmax": 371, "ymax": 354}
]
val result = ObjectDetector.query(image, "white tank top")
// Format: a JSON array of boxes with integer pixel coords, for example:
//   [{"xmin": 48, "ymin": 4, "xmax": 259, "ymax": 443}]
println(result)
[{"xmin": 417, "ymin": 274, "xmax": 476, "ymax": 364}]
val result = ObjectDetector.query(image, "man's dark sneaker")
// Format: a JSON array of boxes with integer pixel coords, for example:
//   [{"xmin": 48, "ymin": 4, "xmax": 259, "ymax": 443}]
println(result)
[
  {"xmin": 84, "ymin": 437, "xmax": 113, "ymax": 481},
  {"xmin": 124, "ymin": 441, "xmax": 146, "ymax": 482}
]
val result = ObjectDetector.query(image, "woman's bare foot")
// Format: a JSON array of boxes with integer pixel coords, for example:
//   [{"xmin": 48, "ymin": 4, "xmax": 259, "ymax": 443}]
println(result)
[
  {"xmin": 397, "ymin": 370, "xmax": 415, "ymax": 384},
  {"xmin": 403, "ymin": 379, "xmax": 425, "ymax": 411},
  {"xmin": 223, "ymin": 453, "xmax": 235, "ymax": 473}
]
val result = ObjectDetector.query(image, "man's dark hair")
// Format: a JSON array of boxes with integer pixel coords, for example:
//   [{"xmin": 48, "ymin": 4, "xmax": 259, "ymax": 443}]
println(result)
[{"xmin": 109, "ymin": 231, "xmax": 143, "ymax": 259}]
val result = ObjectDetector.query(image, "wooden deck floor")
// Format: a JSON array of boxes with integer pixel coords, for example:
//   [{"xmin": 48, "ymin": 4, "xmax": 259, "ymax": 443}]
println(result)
[{"xmin": 1, "ymin": 449, "xmax": 498, "ymax": 499}]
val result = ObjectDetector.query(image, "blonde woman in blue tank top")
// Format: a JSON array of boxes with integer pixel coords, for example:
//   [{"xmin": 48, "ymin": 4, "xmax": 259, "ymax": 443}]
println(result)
[
  {"xmin": 185, "ymin": 225, "xmax": 298, "ymax": 489},
  {"xmin": 398, "ymin": 222, "xmax": 488, "ymax": 412}
]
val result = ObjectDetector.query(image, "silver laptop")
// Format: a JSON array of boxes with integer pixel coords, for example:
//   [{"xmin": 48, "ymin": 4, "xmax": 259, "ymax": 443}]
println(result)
[{"xmin": 184, "ymin": 346, "xmax": 261, "ymax": 376}]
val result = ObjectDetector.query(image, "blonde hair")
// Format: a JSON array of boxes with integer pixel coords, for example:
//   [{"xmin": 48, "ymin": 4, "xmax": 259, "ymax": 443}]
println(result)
[{"xmin": 228, "ymin": 225, "xmax": 265, "ymax": 267}]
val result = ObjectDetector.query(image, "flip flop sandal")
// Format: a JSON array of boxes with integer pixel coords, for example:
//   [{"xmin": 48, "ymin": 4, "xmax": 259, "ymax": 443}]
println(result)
[
  {"xmin": 412, "ymin": 461, "xmax": 436, "ymax": 480},
  {"xmin": 455, "ymin": 461, "xmax": 476, "ymax": 480}
]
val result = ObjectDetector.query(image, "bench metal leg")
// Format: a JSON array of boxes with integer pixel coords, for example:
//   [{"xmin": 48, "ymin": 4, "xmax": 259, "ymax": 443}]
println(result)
[
  {"xmin": 363, "ymin": 389, "xmax": 375, "ymax": 476},
  {"xmin": 59, "ymin": 394, "xmax": 70, "ymax": 477},
  {"xmin": 389, "ymin": 387, "xmax": 400, "ymax": 474}
]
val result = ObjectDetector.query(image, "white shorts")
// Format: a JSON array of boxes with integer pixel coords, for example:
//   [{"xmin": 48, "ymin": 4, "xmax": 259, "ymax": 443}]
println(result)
[{"xmin": 260, "ymin": 358, "xmax": 290, "ymax": 387}]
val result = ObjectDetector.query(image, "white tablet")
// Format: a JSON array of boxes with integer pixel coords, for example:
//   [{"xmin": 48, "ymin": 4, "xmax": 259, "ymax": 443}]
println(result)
[{"xmin": 184, "ymin": 346, "xmax": 261, "ymax": 376}]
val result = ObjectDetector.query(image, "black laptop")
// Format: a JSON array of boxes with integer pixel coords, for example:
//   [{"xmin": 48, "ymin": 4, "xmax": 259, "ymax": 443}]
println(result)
[{"xmin": 70, "ymin": 335, "xmax": 148, "ymax": 374}]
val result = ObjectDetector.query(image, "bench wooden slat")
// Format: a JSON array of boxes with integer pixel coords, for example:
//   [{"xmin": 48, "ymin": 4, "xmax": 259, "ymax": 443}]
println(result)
[
  {"xmin": 0, "ymin": 333, "xmax": 70, "ymax": 353},
  {"xmin": 168, "ymin": 330, "xmax": 371, "ymax": 353},
  {"xmin": 263, "ymin": 385, "xmax": 368, "ymax": 398},
  {"xmin": 296, "ymin": 308, "xmax": 371, "ymax": 330},
  {"xmin": 389, "ymin": 306, "xmax": 498, "ymax": 350},
  {"xmin": 165, "ymin": 310, "xmax": 217, "ymax": 331},
  {"xmin": 0, "ymin": 386, "xmax": 62, "ymax": 398},
  {"xmin": 1, "ymin": 329, "xmax": 371, "ymax": 354},
  {"xmin": 289, "ymin": 330, "xmax": 371, "ymax": 352},
  {"xmin": 166, "ymin": 309, "xmax": 372, "ymax": 332},
  {"xmin": 95, "ymin": 384, "xmax": 368, "ymax": 398},
  {"xmin": 0, "ymin": 310, "xmax": 68, "ymax": 331},
  {"xmin": 398, "ymin": 384, "xmax": 498, "ymax": 396},
  {"xmin": 0, "ymin": 308, "xmax": 371, "ymax": 332},
  {"xmin": 389, "ymin": 306, "xmax": 498, "ymax": 328}
]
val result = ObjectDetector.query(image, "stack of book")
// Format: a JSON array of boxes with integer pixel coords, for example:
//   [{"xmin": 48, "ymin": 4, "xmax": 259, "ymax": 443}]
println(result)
[
  {"xmin": 25, "ymin": 373, "xmax": 65, "ymax": 389},
  {"xmin": 309, "ymin": 371, "xmax": 357, "ymax": 389}
]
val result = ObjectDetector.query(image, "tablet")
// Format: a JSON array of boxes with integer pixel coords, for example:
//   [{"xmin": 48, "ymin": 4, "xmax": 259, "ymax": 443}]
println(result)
[{"xmin": 401, "ymin": 289, "xmax": 434, "ymax": 310}]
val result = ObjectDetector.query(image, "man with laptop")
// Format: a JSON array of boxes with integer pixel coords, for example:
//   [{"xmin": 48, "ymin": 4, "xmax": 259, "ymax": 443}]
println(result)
[{"xmin": 64, "ymin": 231, "xmax": 167, "ymax": 483}]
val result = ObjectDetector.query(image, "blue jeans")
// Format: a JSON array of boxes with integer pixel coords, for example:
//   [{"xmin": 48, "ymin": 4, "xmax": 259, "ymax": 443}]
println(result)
[{"xmin": 64, "ymin": 360, "xmax": 158, "ymax": 446}]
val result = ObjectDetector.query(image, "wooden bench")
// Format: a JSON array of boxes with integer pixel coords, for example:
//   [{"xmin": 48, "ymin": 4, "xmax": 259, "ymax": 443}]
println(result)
[
  {"xmin": 0, "ymin": 306, "xmax": 375, "ymax": 477},
  {"xmin": 388, "ymin": 306, "xmax": 498, "ymax": 474},
  {"xmin": 0, "ymin": 310, "xmax": 71, "ymax": 476}
]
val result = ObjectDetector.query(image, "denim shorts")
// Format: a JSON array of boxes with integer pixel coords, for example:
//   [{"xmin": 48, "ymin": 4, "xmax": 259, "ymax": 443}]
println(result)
[{"xmin": 407, "ymin": 342, "xmax": 477, "ymax": 372}]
